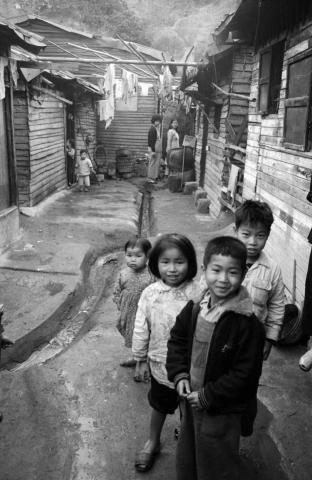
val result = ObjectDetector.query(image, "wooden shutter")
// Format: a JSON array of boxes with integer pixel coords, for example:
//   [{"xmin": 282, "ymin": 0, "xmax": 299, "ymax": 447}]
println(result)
[
  {"xmin": 284, "ymin": 54, "xmax": 312, "ymax": 150},
  {"xmin": 258, "ymin": 49, "xmax": 272, "ymax": 114}
]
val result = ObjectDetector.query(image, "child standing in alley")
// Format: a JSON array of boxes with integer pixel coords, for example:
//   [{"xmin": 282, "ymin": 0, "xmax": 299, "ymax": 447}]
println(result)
[
  {"xmin": 132, "ymin": 233, "xmax": 202, "ymax": 473},
  {"xmin": 235, "ymin": 200, "xmax": 285, "ymax": 359},
  {"xmin": 113, "ymin": 237, "xmax": 153, "ymax": 371},
  {"xmin": 75, "ymin": 149, "xmax": 95, "ymax": 192},
  {"xmin": 166, "ymin": 236, "xmax": 265, "ymax": 480}
]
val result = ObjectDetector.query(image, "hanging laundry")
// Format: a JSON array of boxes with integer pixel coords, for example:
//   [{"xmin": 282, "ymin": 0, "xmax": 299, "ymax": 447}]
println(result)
[
  {"xmin": 227, "ymin": 164, "xmax": 240, "ymax": 204},
  {"xmin": 0, "ymin": 57, "xmax": 8, "ymax": 100},
  {"xmin": 121, "ymin": 69, "xmax": 129, "ymax": 103},
  {"xmin": 97, "ymin": 97, "xmax": 114, "ymax": 128},
  {"xmin": 104, "ymin": 64, "xmax": 115, "ymax": 96},
  {"xmin": 98, "ymin": 76, "xmax": 105, "ymax": 95},
  {"xmin": 184, "ymin": 95, "xmax": 192, "ymax": 114},
  {"xmin": 139, "ymin": 82, "xmax": 153, "ymax": 96},
  {"xmin": 121, "ymin": 69, "xmax": 138, "ymax": 103},
  {"xmin": 9, "ymin": 59, "xmax": 18, "ymax": 87},
  {"xmin": 162, "ymin": 65, "xmax": 172, "ymax": 98}
]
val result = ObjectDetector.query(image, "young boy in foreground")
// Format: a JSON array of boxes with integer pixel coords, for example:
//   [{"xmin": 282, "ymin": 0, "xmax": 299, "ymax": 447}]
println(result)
[
  {"xmin": 166, "ymin": 236, "xmax": 265, "ymax": 480},
  {"xmin": 235, "ymin": 200, "xmax": 285, "ymax": 359}
]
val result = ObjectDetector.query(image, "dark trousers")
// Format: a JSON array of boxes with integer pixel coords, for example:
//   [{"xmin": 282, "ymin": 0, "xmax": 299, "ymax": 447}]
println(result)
[
  {"xmin": 302, "ymin": 246, "xmax": 312, "ymax": 336},
  {"xmin": 176, "ymin": 401, "xmax": 241, "ymax": 480}
]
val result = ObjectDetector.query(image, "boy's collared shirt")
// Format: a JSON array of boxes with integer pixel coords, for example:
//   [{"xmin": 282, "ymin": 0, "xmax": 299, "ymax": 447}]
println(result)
[{"xmin": 242, "ymin": 250, "xmax": 285, "ymax": 341}]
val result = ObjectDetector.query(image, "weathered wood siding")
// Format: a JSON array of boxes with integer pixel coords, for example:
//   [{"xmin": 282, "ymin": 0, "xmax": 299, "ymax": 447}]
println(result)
[
  {"xmin": 74, "ymin": 97, "xmax": 97, "ymax": 163},
  {"xmin": 195, "ymin": 47, "xmax": 252, "ymax": 217},
  {"xmin": 243, "ymin": 27, "xmax": 312, "ymax": 305},
  {"xmin": 13, "ymin": 91, "xmax": 30, "ymax": 206},
  {"xmin": 97, "ymin": 85, "xmax": 157, "ymax": 164},
  {"xmin": 14, "ymin": 88, "xmax": 67, "ymax": 206}
]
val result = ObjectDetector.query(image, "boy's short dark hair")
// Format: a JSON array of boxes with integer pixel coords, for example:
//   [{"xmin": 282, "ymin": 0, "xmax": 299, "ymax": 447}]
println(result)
[
  {"xmin": 80, "ymin": 149, "xmax": 87, "ymax": 155},
  {"xmin": 151, "ymin": 114, "xmax": 162, "ymax": 124},
  {"xmin": 203, "ymin": 236, "xmax": 247, "ymax": 272},
  {"xmin": 235, "ymin": 200, "xmax": 274, "ymax": 233},
  {"xmin": 125, "ymin": 237, "xmax": 152, "ymax": 256},
  {"xmin": 148, "ymin": 233, "xmax": 197, "ymax": 280}
]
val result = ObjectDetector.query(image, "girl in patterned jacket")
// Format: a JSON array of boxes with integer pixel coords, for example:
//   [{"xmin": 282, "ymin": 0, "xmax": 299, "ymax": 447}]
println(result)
[{"xmin": 132, "ymin": 233, "xmax": 202, "ymax": 473}]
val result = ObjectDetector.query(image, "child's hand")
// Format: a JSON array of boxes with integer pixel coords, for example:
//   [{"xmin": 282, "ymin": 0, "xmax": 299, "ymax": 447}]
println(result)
[
  {"xmin": 187, "ymin": 391, "xmax": 203, "ymax": 410},
  {"xmin": 176, "ymin": 378, "xmax": 191, "ymax": 398},
  {"xmin": 137, "ymin": 361, "xmax": 150, "ymax": 383}
]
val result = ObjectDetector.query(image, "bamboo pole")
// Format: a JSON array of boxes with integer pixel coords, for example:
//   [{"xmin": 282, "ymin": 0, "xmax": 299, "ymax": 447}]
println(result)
[
  {"xmin": 211, "ymin": 82, "xmax": 256, "ymax": 102},
  {"xmin": 76, "ymin": 41, "xmax": 156, "ymax": 80},
  {"xmin": 115, "ymin": 35, "xmax": 157, "ymax": 77},
  {"xmin": 37, "ymin": 56, "xmax": 200, "ymax": 66},
  {"xmin": 47, "ymin": 39, "xmax": 107, "ymax": 74}
]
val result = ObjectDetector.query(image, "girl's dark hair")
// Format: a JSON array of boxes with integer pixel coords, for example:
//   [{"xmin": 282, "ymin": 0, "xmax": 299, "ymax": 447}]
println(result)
[
  {"xmin": 169, "ymin": 119, "xmax": 178, "ymax": 129},
  {"xmin": 235, "ymin": 200, "xmax": 274, "ymax": 233},
  {"xmin": 203, "ymin": 236, "xmax": 247, "ymax": 272},
  {"xmin": 151, "ymin": 114, "xmax": 162, "ymax": 124},
  {"xmin": 80, "ymin": 149, "xmax": 87, "ymax": 155},
  {"xmin": 148, "ymin": 233, "xmax": 197, "ymax": 280},
  {"xmin": 125, "ymin": 237, "xmax": 152, "ymax": 256}
]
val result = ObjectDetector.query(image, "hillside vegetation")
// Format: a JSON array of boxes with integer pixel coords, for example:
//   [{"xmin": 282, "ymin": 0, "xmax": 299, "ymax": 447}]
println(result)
[{"xmin": 0, "ymin": 0, "xmax": 239, "ymax": 58}]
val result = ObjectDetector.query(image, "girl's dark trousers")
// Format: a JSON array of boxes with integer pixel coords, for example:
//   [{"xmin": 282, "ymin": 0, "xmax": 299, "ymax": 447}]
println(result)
[{"xmin": 176, "ymin": 401, "xmax": 241, "ymax": 480}]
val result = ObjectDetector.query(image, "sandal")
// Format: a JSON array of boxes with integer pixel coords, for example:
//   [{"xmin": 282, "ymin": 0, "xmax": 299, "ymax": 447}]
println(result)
[{"xmin": 135, "ymin": 444, "xmax": 160, "ymax": 472}]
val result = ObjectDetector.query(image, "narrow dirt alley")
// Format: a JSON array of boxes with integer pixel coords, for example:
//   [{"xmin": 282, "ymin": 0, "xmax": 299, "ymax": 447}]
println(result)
[{"xmin": 0, "ymin": 185, "xmax": 290, "ymax": 480}]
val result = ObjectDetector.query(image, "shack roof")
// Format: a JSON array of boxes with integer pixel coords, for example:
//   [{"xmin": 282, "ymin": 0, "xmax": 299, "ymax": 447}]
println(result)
[
  {"xmin": 13, "ymin": 16, "xmax": 161, "ymax": 80},
  {"xmin": 214, "ymin": 0, "xmax": 312, "ymax": 49},
  {"xmin": 0, "ymin": 18, "xmax": 46, "ymax": 53},
  {"xmin": 42, "ymin": 70, "xmax": 102, "ymax": 96}
]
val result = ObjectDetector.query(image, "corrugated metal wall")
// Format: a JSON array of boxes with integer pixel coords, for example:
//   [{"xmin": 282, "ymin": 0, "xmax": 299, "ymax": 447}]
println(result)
[
  {"xmin": 97, "ymin": 87, "xmax": 157, "ymax": 164},
  {"xmin": 28, "ymin": 91, "xmax": 67, "ymax": 206}
]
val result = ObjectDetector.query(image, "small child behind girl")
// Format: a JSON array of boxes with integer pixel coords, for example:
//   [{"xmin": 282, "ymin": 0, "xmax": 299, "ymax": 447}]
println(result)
[
  {"xmin": 113, "ymin": 237, "xmax": 153, "ymax": 369},
  {"xmin": 132, "ymin": 233, "xmax": 202, "ymax": 473}
]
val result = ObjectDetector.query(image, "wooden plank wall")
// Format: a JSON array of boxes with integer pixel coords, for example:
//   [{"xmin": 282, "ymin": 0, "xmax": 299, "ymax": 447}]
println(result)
[
  {"xmin": 28, "ymin": 91, "xmax": 67, "ymax": 206},
  {"xmin": 13, "ymin": 91, "xmax": 30, "ymax": 206},
  {"xmin": 74, "ymin": 98, "xmax": 97, "ymax": 164},
  {"xmin": 194, "ymin": 107, "xmax": 202, "ymax": 181},
  {"xmin": 243, "ymin": 28, "xmax": 312, "ymax": 306},
  {"xmin": 97, "ymin": 84, "xmax": 157, "ymax": 164},
  {"xmin": 199, "ymin": 48, "xmax": 252, "ymax": 217}
]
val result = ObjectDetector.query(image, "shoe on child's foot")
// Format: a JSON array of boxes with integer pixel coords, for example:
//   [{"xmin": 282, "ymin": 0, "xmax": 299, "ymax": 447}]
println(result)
[
  {"xmin": 174, "ymin": 426, "xmax": 180, "ymax": 440},
  {"xmin": 120, "ymin": 358, "xmax": 136, "ymax": 367}
]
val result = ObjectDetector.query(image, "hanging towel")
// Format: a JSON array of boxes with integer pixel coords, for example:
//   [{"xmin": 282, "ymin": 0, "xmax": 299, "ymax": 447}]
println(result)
[
  {"xmin": 163, "ymin": 65, "xmax": 172, "ymax": 97},
  {"xmin": 0, "ymin": 57, "xmax": 8, "ymax": 100},
  {"xmin": 10, "ymin": 59, "xmax": 18, "ymax": 87},
  {"xmin": 98, "ymin": 76, "xmax": 105, "ymax": 94},
  {"xmin": 227, "ymin": 164, "xmax": 240, "ymax": 204},
  {"xmin": 121, "ymin": 69, "xmax": 129, "ymax": 103},
  {"xmin": 97, "ymin": 98, "xmax": 114, "ymax": 128},
  {"xmin": 139, "ymin": 82, "xmax": 153, "ymax": 96},
  {"xmin": 104, "ymin": 64, "xmax": 115, "ymax": 95}
]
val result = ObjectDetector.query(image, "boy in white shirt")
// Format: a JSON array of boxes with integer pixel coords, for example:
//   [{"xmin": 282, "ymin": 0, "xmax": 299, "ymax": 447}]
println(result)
[{"xmin": 75, "ymin": 149, "xmax": 95, "ymax": 192}]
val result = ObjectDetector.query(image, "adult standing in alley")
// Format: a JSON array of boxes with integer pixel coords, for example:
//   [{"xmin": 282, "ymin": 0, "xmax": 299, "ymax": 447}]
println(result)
[
  {"xmin": 166, "ymin": 119, "xmax": 180, "ymax": 177},
  {"xmin": 147, "ymin": 114, "xmax": 162, "ymax": 181}
]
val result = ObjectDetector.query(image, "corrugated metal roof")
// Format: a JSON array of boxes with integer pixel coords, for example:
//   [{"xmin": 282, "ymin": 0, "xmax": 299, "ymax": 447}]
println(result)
[
  {"xmin": 14, "ymin": 16, "xmax": 162, "ymax": 79},
  {"xmin": 43, "ymin": 70, "xmax": 102, "ymax": 96},
  {"xmin": 0, "ymin": 18, "xmax": 46, "ymax": 53}
]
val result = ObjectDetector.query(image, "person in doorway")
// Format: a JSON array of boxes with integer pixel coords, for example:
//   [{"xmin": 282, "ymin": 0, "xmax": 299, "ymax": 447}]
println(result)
[
  {"xmin": 147, "ymin": 114, "xmax": 162, "ymax": 181},
  {"xmin": 234, "ymin": 200, "xmax": 285, "ymax": 360},
  {"xmin": 66, "ymin": 139, "xmax": 76, "ymax": 186},
  {"xmin": 166, "ymin": 236, "xmax": 265, "ymax": 480},
  {"xmin": 75, "ymin": 149, "xmax": 95, "ymax": 192},
  {"xmin": 132, "ymin": 233, "xmax": 202, "ymax": 473},
  {"xmin": 113, "ymin": 237, "xmax": 153, "ymax": 372}
]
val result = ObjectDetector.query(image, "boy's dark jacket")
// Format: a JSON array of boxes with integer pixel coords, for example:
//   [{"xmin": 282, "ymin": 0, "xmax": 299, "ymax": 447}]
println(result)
[{"xmin": 166, "ymin": 287, "xmax": 265, "ymax": 420}]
